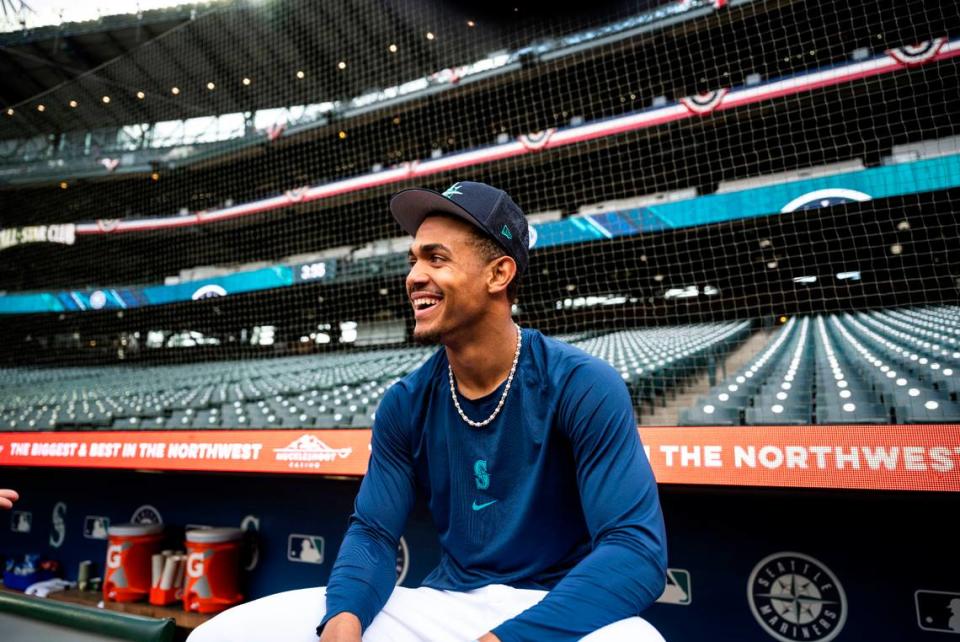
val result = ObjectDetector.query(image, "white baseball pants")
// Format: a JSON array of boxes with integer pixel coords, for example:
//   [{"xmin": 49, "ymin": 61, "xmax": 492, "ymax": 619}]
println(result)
[{"xmin": 187, "ymin": 584, "xmax": 665, "ymax": 641}]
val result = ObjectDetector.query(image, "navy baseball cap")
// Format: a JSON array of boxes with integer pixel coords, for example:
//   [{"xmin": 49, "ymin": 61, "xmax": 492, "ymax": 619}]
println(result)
[{"xmin": 390, "ymin": 181, "xmax": 529, "ymax": 276}]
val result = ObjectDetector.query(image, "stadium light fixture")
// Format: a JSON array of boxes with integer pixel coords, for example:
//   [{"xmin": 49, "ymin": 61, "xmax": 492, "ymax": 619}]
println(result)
[
  {"xmin": 207, "ymin": 82, "xmax": 216, "ymax": 90},
  {"xmin": 836, "ymin": 271, "xmax": 861, "ymax": 281},
  {"xmin": 37, "ymin": 104, "xmax": 45, "ymax": 112},
  {"xmin": 426, "ymin": 32, "xmax": 434, "ymax": 40},
  {"xmin": 59, "ymin": 181, "xmax": 68, "ymax": 189},
  {"xmin": 151, "ymin": 172, "xmax": 160, "ymax": 181},
  {"xmin": 337, "ymin": 61, "xmax": 347, "ymax": 70},
  {"xmin": 171, "ymin": 87, "xmax": 180, "ymax": 95},
  {"xmin": 242, "ymin": 77, "xmax": 251, "ymax": 86},
  {"xmin": 467, "ymin": 20, "xmax": 475, "ymax": 27},
  {"xmin": 388, "ymin": 44, "xmax": 397, "ymax": 53},
  {"xmin": 136, "ymin": 91, "xmax": 145, "ymax": 99},
  {"xmin": 897, "ymin": 220, "xmax": 910, "ymax": 231},
  {"xmin": 296, "ymin": 70, "xmax": 305, "ymax": 79},
  {"xmin": 793, "ymin": 276, "xmax": 817, "ymax": 284},
  {"xmin": 766, "ymin": 260, "xmax": 778, "ymax": 269},
  {"xmin": 338, "ymin": 130, "xmax": 347, "ymax": 139},
  {"xmin": 664, "ymin": 286, "xmax": 698, "ymax": 300},
  {"xmin": 68, "ymin": 100, "xmax": 77, "ymax": 108},
  {"xmin": 890, "ymin": 243, "xmax": 903, "ymax": 255},
  {"xmin": 4, "ymin": 108, "xmax": 12, "ymax": 115},
  {"xmin": 102, "ymin": 96, "xmax": 111, "ymax": 103}
]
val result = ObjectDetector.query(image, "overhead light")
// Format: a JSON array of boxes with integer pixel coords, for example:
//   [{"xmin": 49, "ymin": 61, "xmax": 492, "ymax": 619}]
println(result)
[
  {"xmin": 890, "ymin": 243, "xmax": 903, "ymax": 255},
  {"xmin": 207, "ymin": 81, "xmax": 216, "ymax": 90},
  {"xmin": 565, "ymin": 284, "xmax": 576, "ymax": 291},
  {"xmin": 653, "ymin": 274, "xmax": 664, "ymax": 282},
  {"xmin": 136, "ymin": 91, "xmax": 145, "ymax": 99},
  {"xmin": 102, "ymin": 96, "xmax": 111, "ymax": 103},
  {"xmin": 836, "ymin": 271, "xmax": 861, "ymax": 281},
  {"xmin": 37, "ymin": 104, "xmax": 45, "ymax": 112},
  {"xmin": 68, "ymin": 100, "xmax": 78, "ymax": 108},
  {"xmin": 425, "ymin": 32, "xmax": 434, "ymax": 40},
  {"xmin": 766, "ymin": 260, "xmax": 779, "ymax": 269},
  {"xmin": 5, "ymin": 108, "xmax": 13, "ymax": 115},
  {"xmin": 388, "ymin": 44, "xmax": 397, "ymax": 53},
  {"xmin": 664, "ymin": 286, "xmax": 699, "ymax": 299},
  {"xmin": 467, "ymin": 19, "xmax": 476, "ymax": 27},
  {"xmin": 337, "ymin": 61, "xmax": 347, "ymax": 70},
  {"xmin": 793, "ymin": 276, "xmax": 817, "ymax": 284},
  {"xmin": 296, "ymin": 70, "xmax": 305, "ymax": 79},
  {"xmin": 242, "ymin": 77, "xmax": 251, "ymax": 86},
  {"xmin": 171, "ymin": 87, "xmax": 180, "ymax": 95},
  {"xmin": 151, "ymin": 172, "xmax": 160, "ymax": 181},
  {"xmin": 338, "ymin": 130, "xmax": 347, "ymax": 139},
  {"xmin": 59, "ymin": 181, "xmax": 68, "ymax": 189},
  {"xmin": 897, "ymin": 220, "xmax": 910, "ymax": 231},
  {"xmin": 759, "ymin": 239, "xmax": 772, "ymax": 248}
]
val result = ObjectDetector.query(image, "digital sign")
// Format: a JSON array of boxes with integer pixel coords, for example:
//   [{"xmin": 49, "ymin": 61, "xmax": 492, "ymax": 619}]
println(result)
[{"xmin": 1, "ymin": 425, "xmax": 957, "ymax": 491}]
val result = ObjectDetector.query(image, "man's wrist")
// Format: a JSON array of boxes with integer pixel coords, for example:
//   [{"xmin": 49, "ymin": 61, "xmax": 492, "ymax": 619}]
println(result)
[{"xmin": 318, "ymin": 611, "xmax": 362, "ymax": 641}]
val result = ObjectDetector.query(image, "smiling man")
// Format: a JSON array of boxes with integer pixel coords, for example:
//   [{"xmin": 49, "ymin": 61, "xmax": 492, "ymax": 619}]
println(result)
[{"xmin": 189, "ymin": 181, "xmax": 667, "ymax": 642}]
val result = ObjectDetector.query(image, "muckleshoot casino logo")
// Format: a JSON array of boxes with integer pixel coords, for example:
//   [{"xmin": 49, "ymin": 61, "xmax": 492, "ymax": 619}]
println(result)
[{"xmin": 747, "ymin": 552, "xmax": 847, "ymax": 642}]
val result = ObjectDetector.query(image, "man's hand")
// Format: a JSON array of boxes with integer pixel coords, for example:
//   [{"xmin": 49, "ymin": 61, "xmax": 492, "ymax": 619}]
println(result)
[
  {"xmin": 318, "ymin": 612, "xmax": 362, "ymax": 642},
  {"xmin": 477, "ymin": 633, "xmax": 501, "ymax": 642},
  {"xmin": 0, "ymin": 489, "xmax": 18, "ymax": 510}
]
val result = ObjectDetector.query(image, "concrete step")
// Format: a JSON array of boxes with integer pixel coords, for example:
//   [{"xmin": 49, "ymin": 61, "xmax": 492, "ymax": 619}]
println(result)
[{"xmin": 638, "ymin": 327, "xmax": 774, "ymax": 426}]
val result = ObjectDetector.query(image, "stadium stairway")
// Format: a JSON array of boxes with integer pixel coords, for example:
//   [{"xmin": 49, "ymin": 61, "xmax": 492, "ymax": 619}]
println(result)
[
  {"xmin": 638, "ymin": 327, "xmax": 771, "ymax": 426},
  {"xmin": 679, "ymin": 305, "xmax": 960, "ymax": 426}
]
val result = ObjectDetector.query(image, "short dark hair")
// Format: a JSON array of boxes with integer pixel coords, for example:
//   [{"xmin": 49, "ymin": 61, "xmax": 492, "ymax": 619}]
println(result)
[{"xmin": 426, "ymin": 212, "xmax": 522, "ymax": 302}]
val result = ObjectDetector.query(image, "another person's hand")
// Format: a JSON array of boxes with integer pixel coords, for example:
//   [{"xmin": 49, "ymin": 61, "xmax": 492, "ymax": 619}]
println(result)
[
  {"xmin": 0, "ymin": 489, "xmax": 19, "ymax": 509},
  {"xmin": 477, "ymin": 633, "xmax": 502, "ymax": 642},
  {"xmin": 318, "ymin": 612, "xmax": 362, "ymax": 642}
]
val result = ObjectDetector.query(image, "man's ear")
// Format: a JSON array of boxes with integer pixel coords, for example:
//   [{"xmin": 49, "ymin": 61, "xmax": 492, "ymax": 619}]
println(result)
[{"xmin": 487, "ymin": 256, "xmax": 517, "ymax": 296}]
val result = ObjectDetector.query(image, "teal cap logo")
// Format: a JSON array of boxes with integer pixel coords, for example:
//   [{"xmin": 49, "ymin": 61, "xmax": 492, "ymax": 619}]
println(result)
[
  {"xmin": 500, "ymin": 225, "xmax": 512, "ymax": 240},
  {"xmin": 442, "ymin": 182, "xmax": 463, "ymax": 199}
]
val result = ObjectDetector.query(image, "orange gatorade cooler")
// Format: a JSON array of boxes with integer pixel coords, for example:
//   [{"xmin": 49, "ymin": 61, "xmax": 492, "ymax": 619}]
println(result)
[
  {"xmin": 103, "ymin": 523, "xmax": 164, "ymax": 602},
  {"xmin": 184, "ymin": 527, "xmax": 244, "ymax": 613}
]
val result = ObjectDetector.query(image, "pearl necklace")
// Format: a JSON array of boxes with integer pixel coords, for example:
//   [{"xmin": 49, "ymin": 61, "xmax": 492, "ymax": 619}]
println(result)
[{"xmin": 448, "ymin": 324, "xmax": 522, "ymax": 428}]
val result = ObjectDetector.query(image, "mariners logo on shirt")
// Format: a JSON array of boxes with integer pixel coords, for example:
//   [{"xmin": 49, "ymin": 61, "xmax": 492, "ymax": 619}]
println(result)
[
  {"xmin": 747, "ymin": 552, "xmax": 847, "ymax": 642},
  {"xmin": 473, "ymin": 459, "xmax": 490, "ymax": 489}
]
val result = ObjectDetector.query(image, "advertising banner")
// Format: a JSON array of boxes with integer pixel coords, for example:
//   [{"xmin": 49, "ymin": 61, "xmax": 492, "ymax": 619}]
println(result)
[
  {"xmin": 1, "ymin": 425, "xmax": 958, "ymax": 490},
  {"xmin": 0, "ymin": 430, "xmax": 372, "ymax": 475}
]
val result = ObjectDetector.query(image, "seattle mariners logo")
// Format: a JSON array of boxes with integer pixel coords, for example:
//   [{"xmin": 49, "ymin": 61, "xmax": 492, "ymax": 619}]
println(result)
[
  {"xmin": 49, "ymin": 502, "xmax": 67, "ymax": 548},
  {"xmin": 442, "ymin": 182, "xmax": 464, "ymax": 199},
  {"xmin": 396, "ymin": 536, "xmax": 410, "ymax": 585},
  {"xmin": 748, "ymin": 552, "xmax": 847, "ymax": 642},
  {"xmin": 473, "ymin": 460, "xmax": 490, "ymax": 490}
]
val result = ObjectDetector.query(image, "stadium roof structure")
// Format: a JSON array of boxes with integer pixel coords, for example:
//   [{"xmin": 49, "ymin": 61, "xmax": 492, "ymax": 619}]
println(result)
[{"xmin": 0, "ymin": 0, "xmax": 679, "ymax": 141}]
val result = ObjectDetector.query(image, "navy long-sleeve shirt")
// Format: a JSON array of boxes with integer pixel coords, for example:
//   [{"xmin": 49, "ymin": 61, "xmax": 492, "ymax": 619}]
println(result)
[{"xmin": 318, "ymin": 328, "xmax": 667, "ymax": 641}]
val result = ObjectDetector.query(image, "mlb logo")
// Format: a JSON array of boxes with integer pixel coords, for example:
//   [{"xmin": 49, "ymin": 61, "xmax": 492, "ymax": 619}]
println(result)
[
  {"xmin": 916, "ymin": 590, "xmax": 960, "ymax": 634},
  {"xmin": 288, "ymin": 534, "xmax": 325, "ymax": 564},
  {"xmin": 10, "ymin": 511, "xmax": 31, "ymax": 533},
  {"xmin": 656, "ymin": 568, "xmax": 692, "ymax": 605},
  {"xmin": 84, "ymin": 516, "xmax": 110, "ymax": 539}
]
